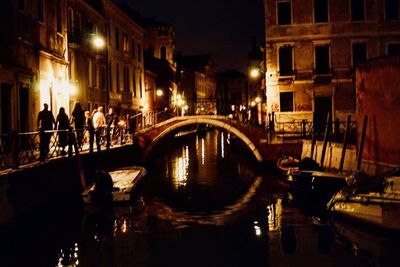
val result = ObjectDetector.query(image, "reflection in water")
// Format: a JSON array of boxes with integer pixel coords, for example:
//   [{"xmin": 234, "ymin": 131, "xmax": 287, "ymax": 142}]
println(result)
[
  {"xmin": 172, "ymin": 145, "xmax": 189, "ymax": 190},
  {"xmin": 2, "ymin": 129, "xmax": 400, "ymax": 267}
]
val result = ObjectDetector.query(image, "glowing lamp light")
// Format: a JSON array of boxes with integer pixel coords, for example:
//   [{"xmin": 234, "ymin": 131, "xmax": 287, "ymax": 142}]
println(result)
[
  {"xmin": 255, "ymin": 96, "xmax": 261, "ymax": 103},
  {"xmin": 93, "ymin": 36, "xmax": 105, "ymax": 48},
  {"xmin": 251, "ymin": 101, "xmax": 256, "ymax": 107},
  {"xmin": 250, "ymin": 68, "xmax": 260, "ymax": 78},
  {"xmin": 156, "ymin": 89, "xmax": 164, "ymax": 97}
]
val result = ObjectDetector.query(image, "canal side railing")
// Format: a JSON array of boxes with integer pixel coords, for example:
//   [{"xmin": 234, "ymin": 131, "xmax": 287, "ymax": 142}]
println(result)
[
  {"xmin": 275, "ymin": 119, "xmax": 357, "ymax": 143},
  {"xmin": 0, "ymin": 109, "xmax": 176, "ymax": 171}
]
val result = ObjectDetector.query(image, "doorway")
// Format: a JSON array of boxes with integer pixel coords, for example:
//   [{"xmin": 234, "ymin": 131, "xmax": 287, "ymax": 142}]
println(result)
[{"xmin": 313, "ymin": 97, "xmax": 332, "ymax": 138}]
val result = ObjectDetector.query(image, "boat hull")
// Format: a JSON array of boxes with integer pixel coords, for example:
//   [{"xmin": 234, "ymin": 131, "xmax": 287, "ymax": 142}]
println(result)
[
  {"xmin": 82, "ymin": 166, "xmax": 147, "ymax": 204},
  {"xmin": 328, "ymin": 174, "xmax": 400, "ymax": 231}
]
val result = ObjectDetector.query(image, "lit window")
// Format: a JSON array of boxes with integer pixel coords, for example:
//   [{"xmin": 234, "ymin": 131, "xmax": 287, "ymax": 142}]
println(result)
[
  {"xmin": 280, "ymin": 92, "xmax": 294, "ymax": 112},
  {"xmin": 122, "ymin": 33, "xmax": 128, "ymax": 52},
  {"xmin": 277, "ymin": 1, "xmax": 292, "ymax": 25},
  {"xmin": 314, "ymin": 0, "xmax": 328, "ymax": 23},
  {"xmin": 351, "ymin": 0, "xmax": 365, "ymax": 21}
]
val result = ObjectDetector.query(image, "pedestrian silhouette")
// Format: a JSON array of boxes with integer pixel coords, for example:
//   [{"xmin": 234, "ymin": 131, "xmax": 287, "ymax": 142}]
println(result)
[
  {"xmin": 37, "ymin": 103, "xmax": 55, "ymax": 161},
  {"xmin": 56, "ymin": 107, "xmax": 69, "ymax": 155},
  {"xmin": 71, "ymin": 102, "xmax": 85, "ymax": 148}
]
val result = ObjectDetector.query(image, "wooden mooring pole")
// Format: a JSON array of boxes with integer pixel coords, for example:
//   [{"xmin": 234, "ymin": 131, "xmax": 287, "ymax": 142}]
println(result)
[
  {"xmin": 356, "ymin": 115, "xmax": 368, "ymax": 172},
  {"xmin": 339, "ymin": 115, "xmax": 351, "ymax": 173},
  {"xmin": 320, "ymin": 112, "xmax": 331, "ymax": 168}
]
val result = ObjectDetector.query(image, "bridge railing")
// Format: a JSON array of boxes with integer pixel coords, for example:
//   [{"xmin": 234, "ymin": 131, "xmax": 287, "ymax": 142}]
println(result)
[
  {"xmin": 0, "ymin": 109, "xmax": 177, "ymax": 171},
  {"xmin": 275, "ymin": 119, "xmax": 357, "ymax": 143},
  {"xmin": 0, "ymin": 126, "xmax": 131, "ymax": 171}
]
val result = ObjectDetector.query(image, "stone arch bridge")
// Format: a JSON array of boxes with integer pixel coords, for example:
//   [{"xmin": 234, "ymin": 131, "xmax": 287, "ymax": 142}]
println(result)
[{"xmin": 135, "ymin": 115, "xmax": 301, "ymax": 163}]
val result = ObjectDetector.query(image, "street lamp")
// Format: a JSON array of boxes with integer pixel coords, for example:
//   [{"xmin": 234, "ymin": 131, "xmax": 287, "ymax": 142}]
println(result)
[
  {"xmin": 156, "ymin": 89, "xmax": 164, "ymax": 97},
  {"xmin": 92, "ymin": 35, "xmax": 105, "ymax": 48}
]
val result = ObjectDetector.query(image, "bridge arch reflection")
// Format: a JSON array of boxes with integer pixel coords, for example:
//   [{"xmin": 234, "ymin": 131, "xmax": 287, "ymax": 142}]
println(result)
[{"xmin": 139, "ymin": 116, "xmax": 263, "ymax": 163}]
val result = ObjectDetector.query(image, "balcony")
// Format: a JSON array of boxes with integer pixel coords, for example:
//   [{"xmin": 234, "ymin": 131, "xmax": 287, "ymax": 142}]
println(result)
[{"xmin": 313, "ymin": 68, "xmax": 333, "ymax": 84}]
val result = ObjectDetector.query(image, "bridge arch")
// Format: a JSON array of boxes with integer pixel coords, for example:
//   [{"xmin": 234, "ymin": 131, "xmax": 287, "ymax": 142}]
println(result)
[{"xmin": 141, "ymin": 117, "xmax": 263, "ymax": 162}]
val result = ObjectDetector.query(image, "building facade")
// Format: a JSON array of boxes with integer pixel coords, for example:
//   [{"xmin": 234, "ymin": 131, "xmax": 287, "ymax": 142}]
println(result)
[
  {"xmin": 0, "ymin": 0, "xmax": 69, "ymax": 133},
  {"xmin": 176, "ymin": 54, "xmax": 217, "ymax": 115},
  {"xmin": 104, "ymin": 0, "xmax": 145, "ymax": 116},
  {"xmin": 215, "ymin": 69, "xmax": 248, "ymax": 116},
  {"xmin": 264, "ymin": 0, "xmax": 400, "ymax": 132},
  {"xmin": 67, "ymin": 0, "xmax": 108, "ymax": 112}
]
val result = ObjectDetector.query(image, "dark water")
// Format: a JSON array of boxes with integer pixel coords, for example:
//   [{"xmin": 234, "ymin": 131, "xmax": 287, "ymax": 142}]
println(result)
[{"xmin": 1, "ymin": 129, "xmax": 400, "ymax": 267}]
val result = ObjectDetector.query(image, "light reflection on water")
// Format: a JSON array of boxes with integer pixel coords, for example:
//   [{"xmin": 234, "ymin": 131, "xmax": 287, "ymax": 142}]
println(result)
[{"xmin": 1, "ymin": 129, "xmax": 400, "ymax": 267}]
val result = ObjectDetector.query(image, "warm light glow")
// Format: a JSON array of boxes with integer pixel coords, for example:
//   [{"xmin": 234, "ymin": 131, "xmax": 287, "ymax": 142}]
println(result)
[
  {"xmin": 201, "ymin": 138, "xmax": 205, "ymax": 165},
  {"xmin": 156, "ymin": 89, "xmax": 164, "ymax": 97},
  {"xmin": 251, "ymin": 101, "xmax": 256, "ymax": 107},
  {"xmin": 68, "ymin": 84, "xmax": 77, "ymax": 95},
  {"xmin": 231, "ymin": 105, "xmax": 235, "ymax": 111},
  {"xmin": 255, "ymin": 96, "xmax": 261, "ymax": 103},
  {"xmin": 173, "ymin": 146, "xmax": 189, "ymax": 189},
  {"xmin": 184, "ymin": 105, "xmax": 189, "ymax": 110},
  {"xmin": 177, "ymin": 98, "xmax": 185, "ymax": 107},
  {"xmin": 93, "ymin": 36, "xmax": 105, "ymax": 48},
  {"xmin": 221, "ymin": 132, "xmax": 225, "ymax": 159},
  {"xmin": 250, "ymin": 68, "xmax": 260, "ymax": 78}
]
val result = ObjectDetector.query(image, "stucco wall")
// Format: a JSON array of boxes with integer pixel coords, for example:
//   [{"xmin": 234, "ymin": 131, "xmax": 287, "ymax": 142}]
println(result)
[{"xmin": 355, "ymin": 54, "xmax": 400, "ymax": 174}]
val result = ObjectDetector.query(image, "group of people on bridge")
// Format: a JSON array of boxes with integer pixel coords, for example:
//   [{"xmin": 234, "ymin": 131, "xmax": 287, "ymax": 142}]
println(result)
[{"xmin": 36, "ymin": 103, "xmax": 137, "ymax": 161}]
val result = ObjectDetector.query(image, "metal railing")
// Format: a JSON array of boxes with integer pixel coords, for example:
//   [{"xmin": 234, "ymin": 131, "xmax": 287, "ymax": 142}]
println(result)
[
  {"xmin": 0, "ymin": 109, "xmax": 176, "ymax": 171},
  {"xmin": 274, "ymin": 119, "xmax": 357, "ymax": 143}
]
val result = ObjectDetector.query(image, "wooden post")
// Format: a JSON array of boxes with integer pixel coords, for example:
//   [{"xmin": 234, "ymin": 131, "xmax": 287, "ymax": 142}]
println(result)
[
  {"xmin": 310, "ymin": 124, "xmax": 317, "ymax": 159},
  {"xmin": 320, "ymin": 112, "xmax": 331, "ymax": 168},
  {"xmin": 339, "ymin": 115, "xmax": 351, "ymax": 172},
  {"xmin": 356, "ymin": 115, "xmax": 368, "ymax": 171}
]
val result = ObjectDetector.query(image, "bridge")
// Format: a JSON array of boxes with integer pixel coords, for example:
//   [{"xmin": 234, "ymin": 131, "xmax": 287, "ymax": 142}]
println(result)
[{"xmin": 135, "ymin": 115, "xmax": 302, "ymax": 163}]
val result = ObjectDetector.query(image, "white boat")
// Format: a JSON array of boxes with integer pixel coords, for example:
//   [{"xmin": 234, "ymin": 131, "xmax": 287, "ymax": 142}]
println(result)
[
  {"xmin": 327, "ymin": 168, "xmax": 400, "ymax": 231},
  {"xmin": 82, "ymin": 166, "xmax": 147, "ymax": 204}
]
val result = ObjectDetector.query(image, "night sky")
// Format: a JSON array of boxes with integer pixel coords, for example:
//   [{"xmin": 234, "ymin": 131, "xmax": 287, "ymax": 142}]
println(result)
[{"xmin": 121, "ymin": 0, "xmax": 265, "ymax": 72}]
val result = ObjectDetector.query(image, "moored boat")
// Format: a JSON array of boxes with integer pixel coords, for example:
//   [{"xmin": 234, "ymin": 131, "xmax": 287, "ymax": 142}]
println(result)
[
  {"xmin": 327, "ymin": 168, "xmax": 400, "ymax": 231},
  {"xmin": 82, "ymin": 166, "xmax": 147, "ymax": 204}
]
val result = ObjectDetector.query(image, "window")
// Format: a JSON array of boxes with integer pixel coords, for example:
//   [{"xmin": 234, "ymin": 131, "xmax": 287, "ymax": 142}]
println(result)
[
  {"xmin": 115, "ymin": 27, "xmax": 119, "ymax": 50},
  {"xmin": 314, "ymin": 0, "xmax": 328, "ymax": 23},
  {"xmin": 315, "ymin": 45, "xmax": 330, "ymax": 74},
  {"xmin": 280, "ymin": 92, "xmax": 294, "ymax": 112},
  {"xmin": 277, "ymin": 1, "xmax": 292, "ymax": 25},
  {"xmin": 352, "ymin": 42, "xmax": 367, "ymax": 67},
  {"xmin": 138, "ymin": 44, "xmax": 142, "ymax": 62},
  {"xmin": 56, "ymin": 0, "xmax": 62, "ymax": 33},
  {"xmin": 279, "ymin": 46, "xmax": 293, "ymax": 76},
  {"xmin": 88, "ymin": 60, "xmax": 93, "ymax": 86},
  {"xmin": 133, "ymin": 70, "xmax": 137, "ymax": 97},
  {"xmin": 387, "ymin": 43, "xmax": 400, "ymax": 55},
  {"xmin": 124, "ymin": 66, "xmax": 130, "ymax": 92},
  {"xmin": 131, "ymin": 39, "xmax": 136, "ymax": 58},
  {"xmin": 68, "ymin": 9, "xmax": 74, "ymax": 33},
  {"xmin": 351, "ymin": 0, "xmax": 365, "ymax": 21},
  {"xmin": 160, "ymin": 46, "xmax": 167, "ymax": 60},
  {"xmin": 37, "ymin": 0, "xmax": 44, "ymax": 22},
  {"xmin": 140, "ymin": 75, "xmax": 143, "ymax": 98},
  {"xmin": 122, "ymin": 33, "xmax": 128, "ymax": 52},
  {"xmin": 385, "ymin": 0, "xmax": 399, "ymax": 20},
  {"xmin": 116, "ymin": 63, "xmax": 120, "ymax": 91}
]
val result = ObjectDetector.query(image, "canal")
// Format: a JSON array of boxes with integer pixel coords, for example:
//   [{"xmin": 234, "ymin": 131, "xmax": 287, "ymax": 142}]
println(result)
[{"xmin": 1, "ymin": 128, "xmax": 399, "ymax": 267}]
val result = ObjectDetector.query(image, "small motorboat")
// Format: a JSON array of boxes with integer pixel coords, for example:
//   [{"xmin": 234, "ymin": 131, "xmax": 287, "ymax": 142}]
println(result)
[
  {"xmin": 82, "ymin": 166, "xmax": 147, "ymax": 204},
  {"xmin": 276, "ymin": 155, "xmax": 300, "ymax": 174},
  {"xmin": 327, "ymin": 168, "xmax": 400, "ymax": 231}
]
